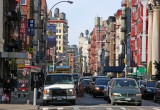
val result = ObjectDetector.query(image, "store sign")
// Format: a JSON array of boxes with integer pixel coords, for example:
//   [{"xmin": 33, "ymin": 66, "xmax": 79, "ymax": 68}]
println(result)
[
  {"xmin": 27, "ymin": 19, "xmax": 35, "ymax": 36},
  {"xmin": 20, "ymin": 15, "xmax": 27, "ymax": 51},
  {"xmin": 17, "ymin": 67, "xmax": 31, "ymax": 94},
  {"xmin": 47, "ymin": 25, "xmax": 56, "ymax": 47}
]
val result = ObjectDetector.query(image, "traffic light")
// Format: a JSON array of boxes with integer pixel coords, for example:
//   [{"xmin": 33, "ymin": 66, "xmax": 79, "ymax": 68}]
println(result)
[
  {"xmin": 78, "ymin": 58, "xmax": 81, "ymax": 62},
  {"xmin": 124, "ymin": 58, "xmax": 126, "ymax": 64}
]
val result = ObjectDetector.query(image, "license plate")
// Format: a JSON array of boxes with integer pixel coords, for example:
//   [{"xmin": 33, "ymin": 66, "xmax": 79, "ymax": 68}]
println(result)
[{"xmin": 125, "ymin": 98, "xmax": 131, "ymax": 101}]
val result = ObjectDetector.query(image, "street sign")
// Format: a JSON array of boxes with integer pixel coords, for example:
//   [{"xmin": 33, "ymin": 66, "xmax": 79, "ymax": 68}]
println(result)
[{"xmin": 27, "ymin": 19, "xmax": 35, "ymax": 36}]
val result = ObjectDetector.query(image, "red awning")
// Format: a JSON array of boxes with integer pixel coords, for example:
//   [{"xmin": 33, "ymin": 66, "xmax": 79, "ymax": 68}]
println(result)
[{"xmin": 25, "ymin": 65, "xmax": 40, "ymax": 69}]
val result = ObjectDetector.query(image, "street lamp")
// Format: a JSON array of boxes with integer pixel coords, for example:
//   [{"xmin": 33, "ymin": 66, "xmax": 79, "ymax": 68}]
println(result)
[
  {"xmin": 121, "ymin": 40, "xmax": 127, "ymax": 77},
  {"xmin": 44, "ymin": 0, "xmax": 73, "ymax": 73}
]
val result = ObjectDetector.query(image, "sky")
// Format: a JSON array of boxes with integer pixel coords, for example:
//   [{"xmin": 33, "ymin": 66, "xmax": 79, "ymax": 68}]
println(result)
[{"xmin": 46, "ymin": 0, "xmax": 122, "ymax": 46}]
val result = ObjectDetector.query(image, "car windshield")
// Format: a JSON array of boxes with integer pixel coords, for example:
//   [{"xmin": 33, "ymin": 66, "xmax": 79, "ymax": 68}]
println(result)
[
  {"xmin": 45, "ymin": 75, "xmax": 74, "ymax": 84},
  {"xmin": 146, "ymin": 81, "xmax": 156, "ymax": 87},
  {"xmin": 96, "ymin": 80, "xmax": 110, "ymax": 85},
  {"xmin": 80, "ymin": 78, "xmax": 89, "ymax": 82},
  {"xmin": 114, "ymin": 80, "xmax": 138, "ymax": 88}
]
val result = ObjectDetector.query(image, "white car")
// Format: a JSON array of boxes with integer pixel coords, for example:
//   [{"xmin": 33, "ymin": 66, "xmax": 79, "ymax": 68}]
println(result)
[{"xmin": 43, "ymin": 73, "xmax": 76, "ymax": 105}]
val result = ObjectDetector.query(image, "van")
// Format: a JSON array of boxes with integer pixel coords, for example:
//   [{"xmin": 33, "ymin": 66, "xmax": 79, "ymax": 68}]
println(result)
[{"xmin": 43, "ymin": 73, "xmax": 76, "ymax": 105}]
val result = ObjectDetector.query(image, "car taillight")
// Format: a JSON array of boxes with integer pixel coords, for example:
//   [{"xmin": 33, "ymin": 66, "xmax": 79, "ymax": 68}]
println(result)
[{"xmin": 44, "ymin": 90, "xmax": 45, "ymax": 94}]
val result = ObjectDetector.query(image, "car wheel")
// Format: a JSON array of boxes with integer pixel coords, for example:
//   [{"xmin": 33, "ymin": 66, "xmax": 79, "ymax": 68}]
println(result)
[
  {"xmin": 93, "ymin": 93, "xmax": 96, "ymax": 98},
  {"xmin": 137, "ymin": 102, "xmax": 142, "ymax": 106},
  {"xmin": 107, "ymin": 97, "xmax": 111, "ymax": 103},
  {"xmin": 154, "ymin": 95, "xmax": 157, "ymax": 102},
  {"xmin": 71, "ymin": 99, "xmax": 76, "ymax": 105}
]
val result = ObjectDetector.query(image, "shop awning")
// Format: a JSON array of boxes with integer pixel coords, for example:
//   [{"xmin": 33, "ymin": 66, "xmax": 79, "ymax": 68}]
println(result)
[
  {"xmin": 103, "ymin": 66, "xmax": 124, "ymax": 72},
  {"xmin": 25, "ymin": 65, "xmax": 41, "ymax": 72}
]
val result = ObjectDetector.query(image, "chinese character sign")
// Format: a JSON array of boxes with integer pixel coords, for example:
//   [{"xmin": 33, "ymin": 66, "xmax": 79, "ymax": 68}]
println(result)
[
  {"xmin": 20, "ymin": 15, "xmax": 27, "ymax": 51},
  {"xmin": 17, "ymin": 67, "xmax": 31, "ymax": 94},
  {"xmin": 47, "ymin": 25, "xmax": 56, "ymax": 47},
  {"xmin": 27, "ymin": 19, "xmax": 35, "ymax": 36}
]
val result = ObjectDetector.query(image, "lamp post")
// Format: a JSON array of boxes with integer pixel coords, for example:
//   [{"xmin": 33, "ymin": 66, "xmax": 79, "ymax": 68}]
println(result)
[
  {"xmin": 121, "ymin": 40, "xmax": 127, "ymax": 77},
  {"xmin": 44, "ymin": 0, "xmax": 73, "ymax": 74}
]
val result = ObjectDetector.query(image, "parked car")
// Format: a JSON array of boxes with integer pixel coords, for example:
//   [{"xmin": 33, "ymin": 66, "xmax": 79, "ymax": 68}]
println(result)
[
  {"xmin": 140, "ymin": 80, "xmax": 157, "ymax": 99},
  {"xmin": 92, "ymin": 78, "xmax": 110, "ymax": 98},
  {"xmin": 154, "ymin": 81, "xmax": 160, "ymax": 102},
  {"xmin": 108, "ymin": 78, "xmax": 142, "ymax": 106},
  {"xmin": 104, "ymin": 81, "xmax": 111, "ymax": 101}
]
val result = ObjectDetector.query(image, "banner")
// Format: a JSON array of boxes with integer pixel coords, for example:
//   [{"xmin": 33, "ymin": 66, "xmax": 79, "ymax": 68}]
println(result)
[
  {"xmin": 20, "ymin": 15, "xmax": 27, "ymax": 51},
  {"xmin": 17, "ymin": 67, "xmax": 31, "ymax": 94},
  {"xmin": 47, "ymin": 25, "xmax": 56, "ymax": 47}
]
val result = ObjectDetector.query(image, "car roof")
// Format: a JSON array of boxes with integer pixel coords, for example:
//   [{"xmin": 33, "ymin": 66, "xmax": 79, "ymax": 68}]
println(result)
[
  {"xmin": 96, "ymin": 78, "xmax": 110, "ymax": 80},
  {"xmin": 47, "ymin": 73, "xmax": 72, "ymax": 76},
  {"xmin": 113, "ymin": 78, "xmax": 135, "ymax": 80}
]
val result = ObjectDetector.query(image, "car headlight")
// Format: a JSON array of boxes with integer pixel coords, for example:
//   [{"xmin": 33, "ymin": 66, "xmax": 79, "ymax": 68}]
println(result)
[
  {"xmin": 147, "ymin": 88, "xmax": 152, "ymax": 92},
  {"xmin": 136, "ymin": 94, "xmax": 142, "ymax": 96},
  {"xmin": 112, "ymin": 93, "xmax": 121, "ymax": 96},
  {"xmin": 68, "ymin": 89, "xmax": 74, "ymax": 94},
  {"xmin": 45, "ymin": 89, "xmax": 50, "ymax": 94},
  {"xmin": 95, "ymin": 87, "xmax": 100, "ymax": 90}
]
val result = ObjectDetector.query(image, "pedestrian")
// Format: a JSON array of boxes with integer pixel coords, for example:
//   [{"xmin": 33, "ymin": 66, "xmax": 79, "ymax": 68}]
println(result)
[
  {"xmin": 3, "ymin": 78, "xmax": 12, "ymax": 103},
  {"xmin": 13, "ymin": 77, "xmax": 18, "ymax": 97}
]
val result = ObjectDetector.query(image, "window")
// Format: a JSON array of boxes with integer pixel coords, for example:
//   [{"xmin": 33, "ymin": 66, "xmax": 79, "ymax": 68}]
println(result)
[
  {"xmin": 59, "ymin": 46, "xmax": 61, "ymax": 50},
  {"xmin": 21, "ymin": 0, "xmax": 26, "ymax": 5},
  {"xmin": 59, "ymin": 41, "xmax": 61, "ymax": 44},
  {"xmin": 59, "ymin": 24, "xmax": 61, "ymax": 27},
  {"xmin": 59, "ymin": 35, "xmax": 61, "ymax": 39},
  {"xmin": 56, "ymin": 29, "xmax": 58, "ymax": 33},
  {"xmin": 56, "ymin": 35, "xmax": 58, "ymax": 39},
  {"xmin": 57, "ymin": 24, "xmax": 59, "ymax": 27},
  {"xmin": 59, "ymin": 29, "xmax": 61, "ymax": 33}
]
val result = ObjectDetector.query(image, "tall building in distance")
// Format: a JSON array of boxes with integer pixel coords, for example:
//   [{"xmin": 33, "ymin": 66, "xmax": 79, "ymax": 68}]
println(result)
[{"xmin": 48, "ymin": 8, "xmax": 69, "ymax": 66}]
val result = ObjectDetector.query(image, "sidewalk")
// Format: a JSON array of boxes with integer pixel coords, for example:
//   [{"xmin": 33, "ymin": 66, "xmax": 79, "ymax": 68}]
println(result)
[{"xmin": 0, "ymin": 91, "xmax": 43, "ymax": 110}]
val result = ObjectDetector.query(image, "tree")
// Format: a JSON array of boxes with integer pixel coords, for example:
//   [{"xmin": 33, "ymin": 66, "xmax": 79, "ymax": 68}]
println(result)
[
  {"xmin": 147, "ymin": 61, "xmax": 152, "ymax": 74},
  {"xmin": 154, "ymin": 61, "xmax": 160, "ymax": 80}
]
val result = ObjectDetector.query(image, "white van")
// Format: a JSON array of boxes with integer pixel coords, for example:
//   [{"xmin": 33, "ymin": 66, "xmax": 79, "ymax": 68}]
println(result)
[{"xmin": 43, "ymin": 73, "xmax": 76, "ymax": 105}]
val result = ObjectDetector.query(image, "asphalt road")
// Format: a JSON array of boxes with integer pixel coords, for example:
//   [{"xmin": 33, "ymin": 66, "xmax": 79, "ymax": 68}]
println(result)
[{"xmin": 40, "ymin": 93, "xmax": 160, "ymax": 110}]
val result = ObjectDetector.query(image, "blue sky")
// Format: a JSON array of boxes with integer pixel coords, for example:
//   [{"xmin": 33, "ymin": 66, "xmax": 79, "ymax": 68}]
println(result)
[{"xmin": 46, "ymin": 0, "xmax": 122, "ymax": 45}]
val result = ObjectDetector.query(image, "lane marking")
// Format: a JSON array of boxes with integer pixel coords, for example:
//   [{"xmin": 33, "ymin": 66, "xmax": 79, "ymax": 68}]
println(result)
[
  {"xmin": 57, "ymin": 107, "xmax": 64, "ymax": 110},
  {"xmin": 136, "ymin": 107, "xmax": 146, "ymax": 110},
  {"xmin": 106, "ymin": 107, "xmax": 113, "ymax": 110},
  {"xmin": 43, "ymin": 108, "xmax": 49, "ymax": 110},
  {"xmin": 74, "ymin": 107, "xmax": 80, "ymax": 110},
  {"xmin": 120, "ymin": 107, "xmax": 127, "ymax": 110}
]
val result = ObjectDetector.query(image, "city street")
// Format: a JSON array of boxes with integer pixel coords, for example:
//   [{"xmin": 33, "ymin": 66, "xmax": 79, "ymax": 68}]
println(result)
[{"xmin": 40, "ymin": 93, "xmax": 160, "ymax": 110}]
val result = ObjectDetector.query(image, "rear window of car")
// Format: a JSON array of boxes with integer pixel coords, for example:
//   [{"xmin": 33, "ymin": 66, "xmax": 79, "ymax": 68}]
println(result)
[
  {"xmin": 96, "ymin": 79, "xmax": 110, "ymax": 85},
  {"xmin": 146, "ymin": 81, "xmax": 156, "ymax": 87},
  {"xmin": 114, "ymin": 79, "xmax": 138, "ymax": 88}
]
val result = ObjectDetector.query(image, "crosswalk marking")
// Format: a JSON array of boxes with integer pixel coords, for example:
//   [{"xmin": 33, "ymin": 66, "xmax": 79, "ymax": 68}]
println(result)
[{"xmin": 153, "ymin": 108, "xmax": 160, "ymax": 110}]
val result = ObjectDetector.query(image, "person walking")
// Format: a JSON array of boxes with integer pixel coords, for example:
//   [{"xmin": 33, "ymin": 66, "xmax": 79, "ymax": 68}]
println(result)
[{"xmin": 2, "ymin": 78, "xmax": 12, "ymax": 103}]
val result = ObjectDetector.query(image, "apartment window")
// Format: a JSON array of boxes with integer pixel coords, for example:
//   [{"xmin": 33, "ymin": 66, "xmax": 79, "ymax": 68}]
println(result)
[
  {"xmin": 56, "ymin": 29, "xmax": 58, "ymax": 33},
  {"xmin": 59, "ymin": 35, "xmax": 61, "ymax": 39},
  {"xmin": 71, "ymin": 64, "xmax": 72, "ymax": 67},
  {"xmin": 21, "ymin": 0, "xmax": 26, "ymax": 5},
  {"xmin": 56, "ymin": 46, "xmax": 58, "ymax": 50},
  {"xmin": 59, "ymin": 46, "xmax": 61, "ymax": 50},
  {"xmin": 57, "ymin": 24, "xmax": 59, "ymax": 27},
  {"xmin": 59, "ymin": 24, "xmax": 61, "ymax": 27},
  {"xmin": 59, "ymin": 41, "xmax": 61, "ymax": 44},
  {"xmin": 59, "ymin": 29, "xmax": 61, "ymax": 33},
  {"xmin": 56, "ymin": 35, "xmax": 58, "ymax": 39},
  {"xmin": 71, "ymin": 59, "xmax": 73, "ymax": 62}
]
